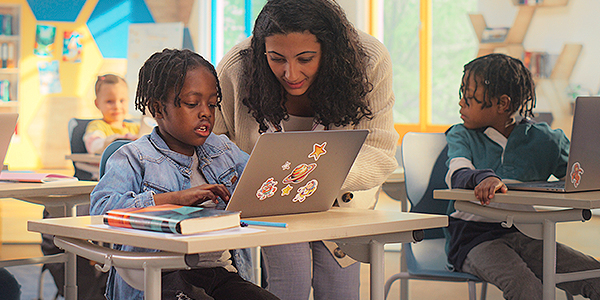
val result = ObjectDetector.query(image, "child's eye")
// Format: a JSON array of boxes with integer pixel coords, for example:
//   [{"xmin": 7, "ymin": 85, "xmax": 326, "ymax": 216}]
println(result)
[
  {"xmin": 208, "ymin": 103, "xmax": 218, "ymax": 108},
  {"xmin": 184, "ymin": 102, "xmax": 198, "ymax": 108}
]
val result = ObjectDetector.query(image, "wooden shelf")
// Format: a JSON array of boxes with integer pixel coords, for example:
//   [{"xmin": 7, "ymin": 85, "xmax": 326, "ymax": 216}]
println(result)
[
  {"xmin": 469, "ymin": 6, "xmax": 535, "ymax": 58},
  {"xmin": 511, "ymin": 0, "xmax": 569, "ymax": 7},
  {"xmin": 0, "ymin": 4, "xmax": 20, "ymax": 110}
]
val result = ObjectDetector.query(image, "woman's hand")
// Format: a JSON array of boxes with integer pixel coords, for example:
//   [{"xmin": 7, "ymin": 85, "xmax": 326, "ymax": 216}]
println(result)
[
  {"xmin": 474, "ymin": 177, "xmax": 507, "ymax": 205},
  {"xmin": 154, "ymin": 184, "xmax": 231, "ymax": 207}
]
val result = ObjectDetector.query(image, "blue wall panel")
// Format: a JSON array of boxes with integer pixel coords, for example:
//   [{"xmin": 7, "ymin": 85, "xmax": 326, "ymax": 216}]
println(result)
[
  {"xmin": 27, "ymin": 0, "xmax": 87, "ymax": 22},
  {"xmin": 87, "ymin": 0, "xmax": 154, "ymax": 58}
]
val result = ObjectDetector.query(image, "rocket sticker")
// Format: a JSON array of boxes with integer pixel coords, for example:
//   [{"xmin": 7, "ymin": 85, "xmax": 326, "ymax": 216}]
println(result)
[
  {"xmin": 570, "ymin": 162, "xmax": 584, "ymax": 188},
  {"xmin": 257, "ymin": 177, "xmax": 278, "ymax": 200}
]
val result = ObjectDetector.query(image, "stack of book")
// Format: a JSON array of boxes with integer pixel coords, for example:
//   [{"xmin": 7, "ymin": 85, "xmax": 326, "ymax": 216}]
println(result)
[
  {"xmin": 103, "ymin": 204, "xmax": 241, "ymax": 235},
  {"xmin": 481, "ymin": 27, "xmax": 509, "ymax": 43},
  {"xmin": 523, "ymin": 51, "xmax": 552, "ymax": 78}
]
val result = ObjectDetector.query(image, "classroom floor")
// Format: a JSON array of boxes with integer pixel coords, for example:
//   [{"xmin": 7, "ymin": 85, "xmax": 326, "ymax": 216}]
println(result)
[{"xmin": 4, "ymin": 187, "xmax": 600, "ymax": 299}]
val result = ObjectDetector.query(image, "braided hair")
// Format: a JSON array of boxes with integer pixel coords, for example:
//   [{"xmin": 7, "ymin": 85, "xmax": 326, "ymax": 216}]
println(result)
[
  {"xmin": 460, "ymin": 53, "xmax": 536, "ymax": 118},
  {"xmin": 135, "ymin": 48, "xmax": 222, "ymax": 116},
  {"xmin": 242, "ymin": 0, "xmax": 373, "ymax": 133}
]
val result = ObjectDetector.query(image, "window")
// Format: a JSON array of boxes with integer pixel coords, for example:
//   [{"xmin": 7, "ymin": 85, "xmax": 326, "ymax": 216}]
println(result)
[{"xmin": 383, "ymin": 0, "xmax": 477, "ymax": 136}]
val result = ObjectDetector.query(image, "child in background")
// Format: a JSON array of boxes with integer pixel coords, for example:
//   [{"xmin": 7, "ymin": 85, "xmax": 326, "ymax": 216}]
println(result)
[
  {"xmin": 90, "ymin": 49, "xmax": 279, "ymax": 300},
  {"xmin": 83, "ymin": 74, "xmax": 139, "ymax": 155},
  {"xmin": 445, "ymin": 53, "xmax": 600, "ymax": 300}
]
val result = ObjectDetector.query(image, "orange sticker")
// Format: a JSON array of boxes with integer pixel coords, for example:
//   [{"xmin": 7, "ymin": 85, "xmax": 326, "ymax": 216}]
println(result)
[
  {"xmin": 570, "ymin": 162, "xmax": 584, "ymax": 188},
  {"xmin": 308, "ymin": 142, "xmax": 327, "ymax": 161}
]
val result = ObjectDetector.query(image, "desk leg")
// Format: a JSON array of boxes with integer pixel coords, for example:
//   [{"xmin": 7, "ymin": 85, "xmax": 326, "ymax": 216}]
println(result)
[
  {"xmin": 64, "ymin": 252, "xmax": 78, "ymax": 300},
  {"xmin": 144, "ymin": 265, "xmax": 161, "ymax": 300},
  {"xmin": 370, "ymin": 240, "xmax": 385, "ymax": 300},
  {"xmin": 543, "ymin": 219, "xmax": 557, "ymax": 300}
]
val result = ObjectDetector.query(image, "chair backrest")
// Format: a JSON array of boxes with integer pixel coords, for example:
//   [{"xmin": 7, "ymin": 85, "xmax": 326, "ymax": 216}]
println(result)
[
  {"xmin": 68, "ymin": 118, "xmax": 96, "ymax": 180},
  {"xmin": 99, "ymin": 140, "xmax": 131, "ymax": 178},
  {"xmin": 401, "ymin": 132, "xmax": 451, "ymax": 238},
  {"xmin": 68, "ymin": 118, "xmax": 95, "ymax": 154}
]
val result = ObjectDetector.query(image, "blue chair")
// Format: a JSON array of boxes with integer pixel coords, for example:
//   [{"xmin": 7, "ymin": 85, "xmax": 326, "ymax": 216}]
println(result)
[
  {"xmin": 99, "ymin": 140, "xmax": 131, "ymax": 178},
  {"xmin": 383, "ymin": 132, "xmax": 488, "ymax": 300}
]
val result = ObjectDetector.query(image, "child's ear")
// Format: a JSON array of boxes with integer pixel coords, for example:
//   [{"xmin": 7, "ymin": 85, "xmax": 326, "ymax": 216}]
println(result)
[
  {"xmin": 153, "ymin": 102, "xmax": 164, "ymax": 119},
  {"xmin": 498, "ymin": 95, "xmax": 511, "ymax": 113},
  {"xmin": 94, "ymin": 98, "xmax": 100, "ymax": 109}
]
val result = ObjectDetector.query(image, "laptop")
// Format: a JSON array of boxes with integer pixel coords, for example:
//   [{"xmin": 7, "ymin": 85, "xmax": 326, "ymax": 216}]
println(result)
[
  {"xmin": 506, "ymin": 96, "xmax": 600, "ymax": 193},
  {"xmin": 0, "ymin": 113, "xmax": 18, "ymax": 170},
  {"xmin": 226, "ymin": 129, "xmax": 368, "ymax": 218}
]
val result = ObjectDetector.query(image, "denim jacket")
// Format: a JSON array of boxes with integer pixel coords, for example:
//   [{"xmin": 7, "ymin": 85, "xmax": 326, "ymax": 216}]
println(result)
[{"xmin": 90, "ymin": 128, "xmax": 250, "ymax": 300}]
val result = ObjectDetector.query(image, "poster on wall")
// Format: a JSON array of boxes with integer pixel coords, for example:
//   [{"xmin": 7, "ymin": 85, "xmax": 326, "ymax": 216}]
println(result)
[
  {"xmin": 37, "ymin": 61, "xmax": 62, "ymax": 94},
  {"xmin": 34, "ymin": 24, "xmax": 56, "ymax": 56},
  {"xmin": 62, "ymin": 30, "xmax": 82, "ymax": 62}
]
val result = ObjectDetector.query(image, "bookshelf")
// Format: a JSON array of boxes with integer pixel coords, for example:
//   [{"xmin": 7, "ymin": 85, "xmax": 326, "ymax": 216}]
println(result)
[
  {"xmin": 0, "ymin": 4, "xmax": 19, "ymax": 114},
  {"xmin": 469, "ymin": 0, "xmax": 581, "ymax": 134}
]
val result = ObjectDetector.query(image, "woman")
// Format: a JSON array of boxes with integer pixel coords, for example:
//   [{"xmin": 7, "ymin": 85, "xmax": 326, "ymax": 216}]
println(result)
[{"xmin": 215, "ymin": 0, "xmax": 398, "ymax": 299}]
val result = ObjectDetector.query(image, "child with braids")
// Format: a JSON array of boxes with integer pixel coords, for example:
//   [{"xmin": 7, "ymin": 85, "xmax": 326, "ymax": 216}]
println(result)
[
  {"xmin": 90, "ymin": 49, "xmax": 279, "ymax": 300},
  {"xmin": 446, "ymin": 53, "xmax": 600, "ymax": 300}
]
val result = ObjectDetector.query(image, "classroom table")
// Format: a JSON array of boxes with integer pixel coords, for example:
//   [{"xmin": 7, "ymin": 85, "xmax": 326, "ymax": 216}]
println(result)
[
  {"xmin": 28, "ymin": 207, "xmax": 447, "ymax": 300},
  {"xmin": 434, "ymin": 188, "xmax": 600, "ymax": 300},
  {"xmin": 0, "ymin": 180, "xmax": 96, "ymax": 268},
  {"xmin": 65, "ymin": 153, "xmax": 101, "ymax": 164}
]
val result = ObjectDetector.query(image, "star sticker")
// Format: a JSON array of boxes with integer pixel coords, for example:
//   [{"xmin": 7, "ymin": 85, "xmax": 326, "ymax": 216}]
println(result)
[
  {"xmin": 282, "ymin": 161, "xmax": 291, "ymax": 170},
  {"xmin": 281, "ymin": 184, "xmax": 293, "ymax": 196},
  {"xmin": 308, "ymin": 142, "xmax": 327, "ymax": 161}
]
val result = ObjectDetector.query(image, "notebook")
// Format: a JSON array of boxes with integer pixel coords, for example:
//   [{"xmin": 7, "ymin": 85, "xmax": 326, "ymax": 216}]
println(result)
[
  {"xmin": 0, "ymin": 113, "xmax": 18, "ymax": 169},
  {"xmin": 226, "ymin": 129, "xmax": 368, "ymax": 218},
  {"xmin": 506, "ymin": 96, "xmax": 600, "ymax": 193}
]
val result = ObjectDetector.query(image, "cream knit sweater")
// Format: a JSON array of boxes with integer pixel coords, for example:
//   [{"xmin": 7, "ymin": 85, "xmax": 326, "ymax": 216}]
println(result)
[{"xmin": 215, "ymin": 31, "xmax": 399, "ymax": 209}]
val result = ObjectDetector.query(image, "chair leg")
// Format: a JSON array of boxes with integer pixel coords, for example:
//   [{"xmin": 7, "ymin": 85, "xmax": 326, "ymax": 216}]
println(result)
[
  {"xmin": 480, "ymin": 282, "xmax": 488, "ymax": 300},
  {"xmin": 468, "ymin": 281, "xmax": 477, "ymax": 300},
  {"xmin": 565, "ymin": 290, "xmax": 574, "ymax": 300}
]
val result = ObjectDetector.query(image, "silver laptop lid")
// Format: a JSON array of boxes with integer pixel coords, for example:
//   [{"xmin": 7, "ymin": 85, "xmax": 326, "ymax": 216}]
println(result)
[
  {"xmin": 226, "ymin": 129, "xmax": 368, "ymax": 218},
  {"xmin": 0, "ymin": 113, "xmax": 18, "ymax": 169},
  {"xmin": 565, "ymin": 96, "xmax": 600, "ymax": 192}
]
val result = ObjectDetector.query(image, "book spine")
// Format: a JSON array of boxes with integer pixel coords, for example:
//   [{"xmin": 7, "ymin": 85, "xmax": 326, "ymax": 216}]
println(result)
[{"xmin": 104, "ymin": 213, "xmax": 181, "ymax": 234}]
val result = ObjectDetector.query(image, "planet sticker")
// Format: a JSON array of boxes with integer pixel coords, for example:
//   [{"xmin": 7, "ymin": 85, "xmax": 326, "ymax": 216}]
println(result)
[{"xmin": 282, "ymin": 163, "xmax": 317, "ymax": 184}]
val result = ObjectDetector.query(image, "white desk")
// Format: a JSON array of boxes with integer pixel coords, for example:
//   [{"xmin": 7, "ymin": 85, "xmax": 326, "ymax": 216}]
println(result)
[
  {"xmin": 28, "ymin": 208, "xmax": 447, "ymax": 300},
  {"xmin": 434, "ymin": 189, "xmax": 600, "ymax": 300},
  {"xmin": 0, "ymin": 181, "xmax": 96, "ymax": 268},
  {"xmin": 65, "ymin": 153, "xmax": 101, "ymax": 164}
]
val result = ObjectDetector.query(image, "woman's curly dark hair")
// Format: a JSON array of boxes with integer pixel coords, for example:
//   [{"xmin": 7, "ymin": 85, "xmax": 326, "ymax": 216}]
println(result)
[
  {"xmin": 460, "ymin": 53, "xmax": 536, "ymax": 118},
  {"xmin": 135, "ymin": 48, "xmax": 222, "ymax": 117},
  {"xmin": 241, "ymin": 0, "xmax": 373, "ymax": 133}
]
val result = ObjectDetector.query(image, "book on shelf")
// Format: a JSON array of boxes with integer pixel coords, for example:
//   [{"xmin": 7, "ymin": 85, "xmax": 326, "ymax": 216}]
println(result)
[
  {"xmin": 523, "ymin": 51, "xmax": 552, "ymax": 78},
  {"xmin": 103, "ymin": 204, "xmax": 241, "ymax": 235},
  {"xmin": 0, "ymin": 171, "xmax": 79, "ymax": 183},
  {"xmin": 481, "ymin": 27, "xmax": 509, "ymax": 43}
]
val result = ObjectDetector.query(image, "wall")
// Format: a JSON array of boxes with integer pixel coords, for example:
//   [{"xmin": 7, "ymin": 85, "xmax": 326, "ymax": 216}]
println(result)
[
  {"xmin": 478, "ymin": 0, "xmax": 600, "ymax": 129},
  {"xmin": 4, "ymin": 0, "xmax": 155, "ymax": 170}
]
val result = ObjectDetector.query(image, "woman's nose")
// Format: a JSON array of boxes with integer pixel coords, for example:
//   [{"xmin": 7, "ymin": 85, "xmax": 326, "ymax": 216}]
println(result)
[{"xmin": 284, "ymin": 62, "xmax": 299, "ymax": 81}]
